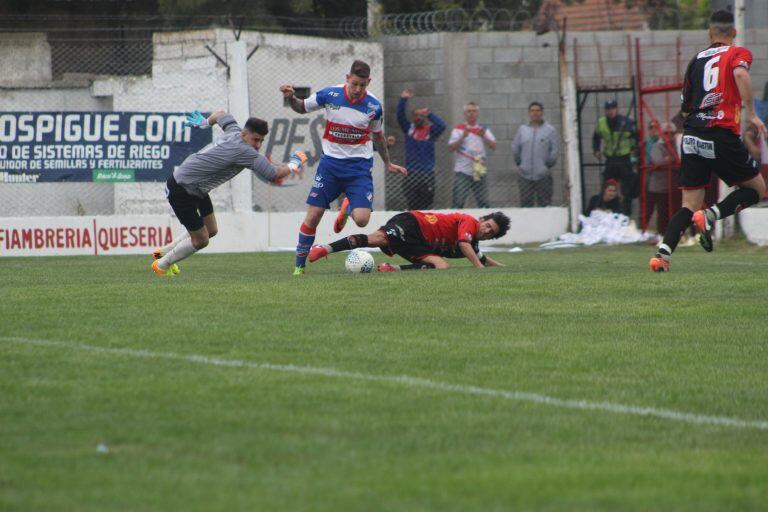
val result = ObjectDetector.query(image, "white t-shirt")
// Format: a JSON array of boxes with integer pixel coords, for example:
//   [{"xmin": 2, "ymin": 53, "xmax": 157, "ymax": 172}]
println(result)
[{"xmin": 448, "ymin": 124, "xmax": 496, "ymax": 175}]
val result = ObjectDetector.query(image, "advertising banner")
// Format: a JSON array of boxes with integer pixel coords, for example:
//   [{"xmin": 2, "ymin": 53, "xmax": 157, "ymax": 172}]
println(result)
[{"xmin": 0, "ymin": 112, "xmax": 212, "ymax": 183}]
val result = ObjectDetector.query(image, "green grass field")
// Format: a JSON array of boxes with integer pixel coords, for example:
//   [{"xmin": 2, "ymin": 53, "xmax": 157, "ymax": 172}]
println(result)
[{"xmin": 2, "ymin": 243, "xmax": 768, "ymax": 511}]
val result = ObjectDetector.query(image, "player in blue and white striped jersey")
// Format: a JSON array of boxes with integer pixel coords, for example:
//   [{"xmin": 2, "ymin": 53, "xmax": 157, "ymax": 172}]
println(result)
[{"xmin": 280, "ymin": 60, "xmax": 407, "ymax": 275}]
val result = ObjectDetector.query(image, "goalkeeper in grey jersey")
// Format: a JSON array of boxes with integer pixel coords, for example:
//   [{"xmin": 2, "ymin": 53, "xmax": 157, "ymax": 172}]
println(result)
[{"xmin": 152, "ymin": 110, "xmax": 306, "ymax": 276}]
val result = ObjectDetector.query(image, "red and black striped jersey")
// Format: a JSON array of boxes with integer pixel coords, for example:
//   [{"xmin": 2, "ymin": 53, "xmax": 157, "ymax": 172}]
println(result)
[{"xmin": 681, "ymin": 43, "xmax": 752, "ymax": 135}]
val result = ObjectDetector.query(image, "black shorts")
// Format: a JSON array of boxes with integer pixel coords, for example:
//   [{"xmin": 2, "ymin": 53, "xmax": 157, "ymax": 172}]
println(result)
[
  {"xmin": 378, "ymin": 212, "xmax": 433, "ymax": 262},
  {"xmin": 679, "ymin": 127, "xmax": 759, "ymax": 189},
  {"xmin": 165, "ymin": 176, "xmax": 214, "ymax": 231}
]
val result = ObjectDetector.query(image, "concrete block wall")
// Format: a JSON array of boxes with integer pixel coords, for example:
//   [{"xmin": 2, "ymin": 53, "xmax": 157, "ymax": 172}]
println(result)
[
  {"xmin": 383, "ymin": 29, "xmax": 768, "ymax": 211},
  {"xmin": 385, "ymin": 31, "xmax": 561, "ymax": 209},
  {"xmin": 0, "ymin": 33, "xmax": 52, "ymax": 84}
]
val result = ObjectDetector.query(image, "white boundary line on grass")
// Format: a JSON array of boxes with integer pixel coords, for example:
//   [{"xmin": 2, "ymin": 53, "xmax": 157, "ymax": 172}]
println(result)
[{"xmin": 3, "ymin": 335, "xmax": 768, "ymax": 431}]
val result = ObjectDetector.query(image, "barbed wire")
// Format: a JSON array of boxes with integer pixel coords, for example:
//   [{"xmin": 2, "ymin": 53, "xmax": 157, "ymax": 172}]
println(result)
[{"xmin": 0, "ymin": 6, "xmax": 702, "ymax": 42}]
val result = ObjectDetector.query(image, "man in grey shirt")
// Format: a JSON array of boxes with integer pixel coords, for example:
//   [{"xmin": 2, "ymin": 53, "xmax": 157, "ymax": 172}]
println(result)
[
  {"xmin": 511, "ymin": 102, "xmax": 560, "ymax": 207},
  {"xmin": 152, "ymin": 110, "xmax": 306, "ymax": 276}
]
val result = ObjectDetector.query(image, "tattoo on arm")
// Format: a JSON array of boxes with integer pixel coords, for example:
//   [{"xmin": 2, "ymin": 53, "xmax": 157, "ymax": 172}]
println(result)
[
  {"xmin": 375, "ymin": 133, "xmax": 390, "ymax": 165},
  {"xmin": 288, "ymin": 97, "xmax": 305, "ymax": 114}
]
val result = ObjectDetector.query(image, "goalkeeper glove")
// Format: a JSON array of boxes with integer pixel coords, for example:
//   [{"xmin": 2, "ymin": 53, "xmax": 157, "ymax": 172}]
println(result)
[
  {"xmin": 287, "ymin": 150, "xmax": 308, "ymax": 172},
  {"xmin": 185, "ymin": 109, "xmax": 209, "ymax": 129}
]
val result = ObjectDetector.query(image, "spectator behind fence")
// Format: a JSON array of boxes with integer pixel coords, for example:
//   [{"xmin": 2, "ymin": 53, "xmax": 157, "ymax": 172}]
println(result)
[
  {"xmin": 511, "ymin": 101, "xmax": 560, "ymax": 207},
  {"xmin": 448, "ymin": 102, "xmax": 496, "ymax": 208},
  {"xmin": 593, "ymin": 99, "xmax": 638, "ymax": 216},
  {"xmin": 644, "ymin": 122, "xmax": 677, "ymax": 234},
  {"xmin": 743, "ymin": 120, "xmax": 768, "ymax": 199},
  {"xmin": 585, "ymin": 179, "xmax": 623, "ymax": 216},
  {"xmin": 397, "ymin": 88, "xmax": 446, "ymax": 209}
]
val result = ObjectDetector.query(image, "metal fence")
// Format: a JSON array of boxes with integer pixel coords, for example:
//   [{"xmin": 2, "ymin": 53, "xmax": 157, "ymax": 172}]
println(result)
[{"xmin": 0, "ymin": 7, "xmax": 719, "ymax": 220}]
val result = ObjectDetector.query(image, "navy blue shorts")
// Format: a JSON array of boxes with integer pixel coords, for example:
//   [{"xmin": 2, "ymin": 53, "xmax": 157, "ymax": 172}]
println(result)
[{"xmin": 306, "ymin": 155, "xmax": 374, "ymax": 210}]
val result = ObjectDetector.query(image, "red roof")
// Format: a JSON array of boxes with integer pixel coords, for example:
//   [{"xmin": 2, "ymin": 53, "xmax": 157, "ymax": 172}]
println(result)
[{"xmin": 535, "ymin": 0, "xmax": 649, "ymax": 32}]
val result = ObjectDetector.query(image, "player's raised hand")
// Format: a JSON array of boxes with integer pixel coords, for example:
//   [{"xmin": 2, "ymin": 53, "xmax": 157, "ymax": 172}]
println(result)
[
  {"xmin": 401, "ymin": 88, "xmax": 414, "ymax": 99},
  {"xmin": 288, "ymin": 150, "xmax": 308, "ymax": 178},
  {"xmin": 279, "ymin": 84, "xmax": 295, "ymax": 99},
  {"xmin": 387, "ymin": 162, "xmax": 408, "ymax": 176},
  {"xmin": 185, "ymin": 109, "xmax": 209, "ymax": 129}
]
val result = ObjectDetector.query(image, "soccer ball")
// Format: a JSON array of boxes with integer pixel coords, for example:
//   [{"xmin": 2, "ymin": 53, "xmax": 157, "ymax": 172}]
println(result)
[{"xmin": 345, "ymin": 249, "xmax": 374, "ymax": 273}]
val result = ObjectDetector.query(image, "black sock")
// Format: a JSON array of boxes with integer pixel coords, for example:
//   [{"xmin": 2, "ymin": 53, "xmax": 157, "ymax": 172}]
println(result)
[
  {"xmin": 715, "ymin": 188, "xmax": 760, "ymax": 219},
  {"xmin": 399, "ymin": 263, "xmax": 435, "ymax": 270},
  {"xmin": 661, "ymin": 208, "xmax": 694, "ymax": 254},
  {"xmin": 329, "ymin": 234, "xmax": 368, "ymax": 253}
]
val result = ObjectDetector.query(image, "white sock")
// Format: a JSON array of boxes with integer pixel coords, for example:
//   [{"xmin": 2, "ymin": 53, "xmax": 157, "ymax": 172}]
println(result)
[
  {"xmin": 157, "ymin": 238, "xmax": 197, "ymax": 269},
  {"xmin": 709, "ymin": 205, "xmax": 721, "ymax": 220},
  {"xmin": 159, "ymin": 232, "xmax": 191, "ymax": 255}
]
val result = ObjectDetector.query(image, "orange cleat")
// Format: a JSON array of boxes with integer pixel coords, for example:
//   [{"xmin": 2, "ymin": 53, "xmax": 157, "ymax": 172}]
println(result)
[
  {"xmin": 152, "ymin": 260, "xmax": 179, "ymax": 277},
  {"xmin": 333, "ymin": 197, "xmax": 350, "ymax": 233},
  {"xmin": 308, "ymin": 245, "xmax": 329, "ymax": 263},
  {"xmin": 377, "ymin": 262, "xmax": 399, "ymax": 272},
  {"xmin": 152, "ymin": 248, "xmax": 163, "ymax": 260},
  {"xmin": 649, "ymin": 255, "xmax": 670, "ymax": 273},
  {"xmin": 692, "ymin": 209, "xmax": 714, "ymax": 253}
]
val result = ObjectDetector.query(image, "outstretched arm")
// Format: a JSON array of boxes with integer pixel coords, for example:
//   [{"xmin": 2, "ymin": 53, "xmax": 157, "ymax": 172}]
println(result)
[
  {"xmin": 397, "ymin": 97, "xmax": 410, "ymax": 133},
  {"xmin": 371, "ymin": 131, "xmax": 407, "ymax": 175},
  {"xmin": 459, "ymin": 241, "xmax": 485, "ymax": 269},
  {"xmin": 206, "ymin": 111, "xmax": 227, "ymax": 126},
  {"xmin": 483, "ymin": 255, "xmax": 505, "ymax": 267},
  {"xmin": 279, "ymin": 84, "xmax": 307, "ymax": 114},
  {"xmin": 251, "ymin": 150, "xmax": 306, "ymax": 183}
]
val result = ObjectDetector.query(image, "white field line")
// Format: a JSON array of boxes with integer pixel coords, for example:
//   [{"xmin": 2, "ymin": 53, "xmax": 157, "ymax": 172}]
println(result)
[{"xmin": 3, "ymin": 335, "xmax": 768, "ymax": 431}]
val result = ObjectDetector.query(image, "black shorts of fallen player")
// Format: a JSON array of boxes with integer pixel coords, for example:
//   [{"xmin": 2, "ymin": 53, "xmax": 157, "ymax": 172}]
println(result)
[{"xmin": 378, "ymin": 212, "xmax": 434, "ymax": 263}]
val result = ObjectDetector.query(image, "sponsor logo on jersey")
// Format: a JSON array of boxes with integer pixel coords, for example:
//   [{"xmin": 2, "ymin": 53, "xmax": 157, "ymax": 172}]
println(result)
[
  {"xmin": 695, "ymin": 111, "xmax": 724, "ymax": 121},
  {"xmin": 328, "ymin": 91, "xmax": 340, "ymax": 97},
  {"xmin": 697, "ymin": 45, "xmax": 730, "ymax": 59},
  {"xmin": 424, "ymin": 214, "xmax": 438, "ymax": 224},
  {"xmin": 699, "ymin": 92, "xmax": 722, "ymax": 109},
  {"xmin": 324, "ymin": 121, "xmax": 370, "ymax": 145}
]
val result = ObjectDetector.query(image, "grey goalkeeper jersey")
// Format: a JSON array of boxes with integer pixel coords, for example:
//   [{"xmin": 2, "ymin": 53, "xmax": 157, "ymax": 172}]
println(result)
[{"xmin": 173, "ymin": 113, "xmax": 277, "ymax": 198}]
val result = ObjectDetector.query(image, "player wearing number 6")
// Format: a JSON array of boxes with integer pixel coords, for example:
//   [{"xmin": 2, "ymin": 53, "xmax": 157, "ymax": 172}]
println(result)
[
  {"xmin": 151, "ymin": 110, "xmax": 306, "ymax": 276},
  {"xmin": 280, "ymin": 60, "xmax": 408, "ymax": 275},
  {"xmin": 650, "ymin": 10, "xmax": 767, "ymax": 272}
]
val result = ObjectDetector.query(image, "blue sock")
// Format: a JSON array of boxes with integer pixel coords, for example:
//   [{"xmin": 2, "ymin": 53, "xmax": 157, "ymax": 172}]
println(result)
[{"xmin": 295, "ymin": 222, "xmax": 316, "ymax": 268}]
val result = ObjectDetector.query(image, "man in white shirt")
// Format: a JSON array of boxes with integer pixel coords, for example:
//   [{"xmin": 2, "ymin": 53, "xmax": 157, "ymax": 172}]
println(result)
[{"xmin": 448, "ymin": 102, "xmax": 496, "ymax": 208}]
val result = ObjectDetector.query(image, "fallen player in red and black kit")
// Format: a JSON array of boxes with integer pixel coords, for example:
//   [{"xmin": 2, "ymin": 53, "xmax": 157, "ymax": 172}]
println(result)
[{"xmin": 308, "ymin": 210, "xmax": 510, "ymax": 270}]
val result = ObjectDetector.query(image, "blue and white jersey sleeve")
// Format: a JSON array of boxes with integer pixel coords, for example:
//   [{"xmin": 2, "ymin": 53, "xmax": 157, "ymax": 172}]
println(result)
[
  {"xmin": 369, "ymin": 105, "xmax": 383, "ymax": 134},
  {"xmin": 303, "ymin": 87, "xmax": 330, "ymax": 113}
]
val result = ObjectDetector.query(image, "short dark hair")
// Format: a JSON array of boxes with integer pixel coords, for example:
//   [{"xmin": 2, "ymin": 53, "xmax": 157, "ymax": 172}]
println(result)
[
  {"xmin": 529, "ymin": 102, "xmax": 543, "ymax": 110},
  {"xmin": 710, "ymin": 10, "xmax": 735, "ymax": 35},
  {"xmin": 480, "ymin": 211, "xmax": 511, "ymax": 239},
  {"xmin": 244, "ymin": 117, "xmax": 268, "ymax": 136},
  {"xmin": 350, "ymin": 60, "xmax": 371, "ymax": 79},
  {"xmin": 710, "ymin": 9, "xmax": 734, "ymax": 25}
]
